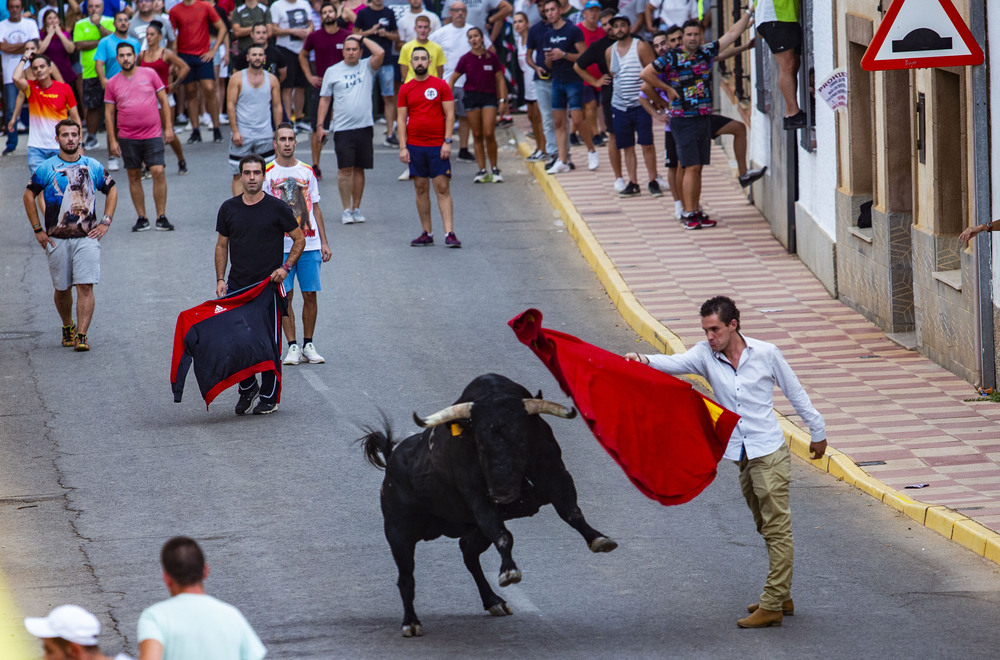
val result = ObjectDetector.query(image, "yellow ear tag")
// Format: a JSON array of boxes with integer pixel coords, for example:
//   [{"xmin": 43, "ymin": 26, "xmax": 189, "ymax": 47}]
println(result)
[{"xmin": 450, "ymin": 423, "xmax": 462, "ymax": 436}]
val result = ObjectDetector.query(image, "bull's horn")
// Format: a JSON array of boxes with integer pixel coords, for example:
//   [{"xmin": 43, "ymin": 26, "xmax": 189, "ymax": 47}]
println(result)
[
  {"xmin": 413, "ymin": 402, "xmax": 474, "ymax": 428},
  {"xmin": 523, "ymin": 399, "xmax": 577, "ymax": 419}
]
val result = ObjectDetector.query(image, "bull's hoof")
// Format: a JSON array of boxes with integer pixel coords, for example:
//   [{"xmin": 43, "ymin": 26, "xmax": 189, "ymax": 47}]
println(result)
[
  {"xmin": 498, "ymin": 568, "xmax": 522, "ymax": 587},
  {"xmin": 401, "ymin": 623, "xmax": 424, "ymax": 637},
  {"xmin": 488, "ymin": 602, "xmax": 513, "ymax": 616},
  {"xmin": 589, "ymin": 536, "xmax": 618, "ymax": 553}
]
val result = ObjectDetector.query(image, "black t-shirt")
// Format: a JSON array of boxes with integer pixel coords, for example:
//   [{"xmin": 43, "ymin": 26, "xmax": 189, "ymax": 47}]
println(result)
[
  {"xmin": 217, "ymin": 194, "xmax": 299, "ymax": 291},
  {"xmin": 231, "ymin": 44, "xmax": 286, "ymax": 76},
  {"xmin": 576, "ymin": 34, "xmax": 614, "ymax": 76},
  {"xmin": 354, "ymin": 6, "xmax": 397, "ymax": 61}
]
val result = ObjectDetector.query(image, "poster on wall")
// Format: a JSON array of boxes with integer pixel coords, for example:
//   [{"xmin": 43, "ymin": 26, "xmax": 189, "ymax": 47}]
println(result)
[{"xmin": 817, "ymin": 68, "xmax": 848, "ymax": 112}]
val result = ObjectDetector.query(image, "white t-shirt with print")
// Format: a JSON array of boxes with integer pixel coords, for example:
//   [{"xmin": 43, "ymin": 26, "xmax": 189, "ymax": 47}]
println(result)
[
  {"xmin": 320, "ymin": 57, "xmax": 376, "ymax": 131},
  {"xmin": 265, "ymin": 159, "xmax": 322, "ymax": 252},
  {"xmin": 271, "ymin": 0, "xmax": 313, "ymax": 53}
]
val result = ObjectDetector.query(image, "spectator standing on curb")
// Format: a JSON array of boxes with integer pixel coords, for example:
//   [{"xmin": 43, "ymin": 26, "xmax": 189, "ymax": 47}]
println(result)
[
  {"xmin": 625, "ymin": 295, "xmax": 827, "ymax": 628},
  {"xmin": 215, "ymin": 154, "xmax": 304, "ymax": 415},
  {"xmin": 524, "ymin": 7, "xmax": 556, "ymax": 166},
  {"xmin": 449, "ymin": 25, "xmax": 505, "ymax": 183},
  {"xmin": 140, "ymin": 20, "xmax": 189, "ymax": 174},
  {"xmin": 299, "ymin": 0, "xmax": 352, "ymax": 179},
  {"xmin": 573, "ymin": 7, "xmax": 623, "ymax": 187},
  {"xmin": 227, "ymin": 43, "xmax": 282, "ymax": 195},
  {"xmin": 169, "ymin": 0, "xmax": 227, "ymax": 144},
  {"xmin": 398, "ymin": 45, "xmax": 460, "ymax": 247},
  {"xmin": 10, "ymin": 53, "xmax": 80, "ymax": 172},
  {"xmin": 512, "ymin": 11, "xmax": 546, "ymax": 161},
  {"xmin": 137, "ymin": 536, "xmax": 267, "ymax": 658},
  {"xmin": 72, "ymin": 0, "xmax": 113, "ymax": 149},
  {"xmin": 270, "ymin": 0, "xmax": 313, "ymax": 130},
  {"xmin": 265, "ymin": 123, "xmax": 331, "ymax": 366},
  {"xmin": 25, "ymin": 119, "xmax": 118, "ymax": 352},
  {"xmin": 575, "ymin": 0, "xmax": 603, "ymax": 146},
  {"xmin": 105, "ymin": 42, "xmax": 175, "ymax": 232},
  {"xmin": 754, "ymin": 0, "xmax": 803, "ymax": 130},
  {"xmin": 2, "ymin": 0, "xmax": 41, "ymax": 156},
  {"xmin": 316, "ymin": 35, "xmax": 384, "ymax": 225},
  {"xmin": 353, "ymin": 0, "xmax": 398, "ymax": 146},
  {"xmin": 25, "ymin": 604, "xmax": 135, "ymax": 660}
]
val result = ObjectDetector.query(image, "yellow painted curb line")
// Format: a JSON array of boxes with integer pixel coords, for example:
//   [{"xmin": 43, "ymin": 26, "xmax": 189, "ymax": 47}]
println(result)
[
  {"xmin": 0, "ymin": 569, "xmax": 36, "ymax": 659},
  {"xmin": 516, "ymin": 136, "xmax": 1000, "ymax": 566}
]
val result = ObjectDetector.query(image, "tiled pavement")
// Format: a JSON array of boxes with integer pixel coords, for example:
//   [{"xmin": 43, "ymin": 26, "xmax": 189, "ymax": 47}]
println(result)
[{"xmin": 515, "ymin": 123, "xmax": 1000, "ymax": 541}]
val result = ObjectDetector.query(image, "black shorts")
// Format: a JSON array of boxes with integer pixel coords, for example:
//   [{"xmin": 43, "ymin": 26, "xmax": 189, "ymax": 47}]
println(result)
[
  {"xmin": 83, "ymin": 77, "xmax": 103, "ymax": 111},
  {"xmin": 601, "ymin": 84, "xmax": 614, "ymax": 135},
  {"xmin": 664, "ymin": 129, "xmax": 677, "ymax": 168},
  {"xmin": 756, "ymin": 20, "xmax": 802, "ymax": 54},
  {"xmin": 710, "ymin": 114, "xmax": 735, "ymax": 137},
  {"xmin": 333, "ymin": 126, "xmax": 374, "ymax": 169},
  {"xmin": 671, "ymin": 115, "xmax": 712, "ymax": 167},
  {"xmin": 463, "ymin": 90, "xmax": 498, "ymax": 110},
  {"xmin": 119, "ymin": 137, "xmax": 166, "ymax": 169},
  {"xmin": 278, "ymin": 45, "xmax": 308, "ymax": 89},
  {"xmin": 309, "ymin": 88, "xmax": 332, "ymax": 131}
]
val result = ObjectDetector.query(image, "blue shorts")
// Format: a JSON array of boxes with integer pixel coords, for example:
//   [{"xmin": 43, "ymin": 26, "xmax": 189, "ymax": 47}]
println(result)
[
  {"xmin": 179, "ymin": 52, "xmax": 215, "ymax": 83},
  {"xmin": 282, "ymin": 249, "xmax": 322, "ymax": 293},
  {"xmin": 551, "ymin": 78, "xmax": 584, "ymax": 111},
  {"xmin": 375, "ymin": 63, "xmax": 395, "ymax": 97},
  {"xmin": 611, "ymin": 105, "xmax": 653, "ymax": 149},
  {"xmin": 408, "ymin": 144, "xmax": 451, "ymax": 179},
  {"xmin": 28, "ymin": 146, "xmax": 59, "ymax": 173}
]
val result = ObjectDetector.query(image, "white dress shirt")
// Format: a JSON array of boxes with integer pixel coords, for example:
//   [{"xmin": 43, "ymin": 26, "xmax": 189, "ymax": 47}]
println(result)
[{"xmin": 646, "ymin": 335, "xmax": 826, "ymax": 461}]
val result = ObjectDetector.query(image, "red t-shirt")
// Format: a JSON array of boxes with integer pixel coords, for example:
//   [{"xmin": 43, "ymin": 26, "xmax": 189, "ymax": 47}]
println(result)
[
  {"xmin": 26, "ymin": 80, "xmax": 76, "ymax": 150},
  {"xmin": 398, "ymin": 76, "xmax": 453, "ymax": 147},
  {"xmin": 453, "ymin": 50, "xmax": 502, "ymax": 95},
  {"xmin": 169, "ymin": 0, "xmax": 221, "ymax": 55},
  {"xmin": 578, "ymin": 22, "xmax": 606, "ymax": 89}
]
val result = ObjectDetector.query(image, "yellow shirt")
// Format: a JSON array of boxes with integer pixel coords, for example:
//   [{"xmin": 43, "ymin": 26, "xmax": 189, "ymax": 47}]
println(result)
[{"xmin": 399, "ymin": 39, "xmax": 446, "ymax": 83}]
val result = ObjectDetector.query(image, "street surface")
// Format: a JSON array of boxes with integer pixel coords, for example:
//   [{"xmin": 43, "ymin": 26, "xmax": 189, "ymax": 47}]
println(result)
[{"xmin": 1, "ymin": 131, "xmax": 999, "ymax": 658}]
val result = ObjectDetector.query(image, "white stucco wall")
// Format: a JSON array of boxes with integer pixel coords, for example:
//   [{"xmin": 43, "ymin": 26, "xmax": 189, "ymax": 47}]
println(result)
[{"xmin": 989, "ymin": 1, "xmax": 1000, "ymax": 305}]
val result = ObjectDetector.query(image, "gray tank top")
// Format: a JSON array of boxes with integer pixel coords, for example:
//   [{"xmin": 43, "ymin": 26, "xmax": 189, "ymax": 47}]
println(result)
[
  {"xmin": 611, "ymin": 38, "xmax": 642, "ymax": 111},
  {"xmin": 236, "ymin": 69, "xmax": 273, "ymax": 139}
]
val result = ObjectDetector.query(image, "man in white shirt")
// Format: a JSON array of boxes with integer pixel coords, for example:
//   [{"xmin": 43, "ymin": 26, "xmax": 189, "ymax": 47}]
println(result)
[
  {"xmin": 626, "ymin": 295, "xmax": 826, "ymax": 629},
  {"xmin": 645, "ymin": 0, "xmax": 695, "ymax": 32},
  {"xmin": 443, "ymin": 0, "xmax": 510, "ymax": 42},
  {"xmin": 396, "ymin": 0, "xmax": 440, "ymax": 44},
  {"xmin": 270, "ymin": 0, "xmax": 313, "ymax": 127},
  {"xmin": 25, "ymin": 604, "xmax": 135, "ymax": 660}
]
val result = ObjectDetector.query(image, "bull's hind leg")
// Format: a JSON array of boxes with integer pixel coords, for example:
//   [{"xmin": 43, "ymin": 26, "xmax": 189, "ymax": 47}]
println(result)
[
  {"xmin": 460, "ymin": 529, "xmax": 512, "ymax": 616},
  {"xmin": 540, "ymin": 464, "xmax": 618, "ymax": 553},
  {"xmin": 386, "ymin": 526, "xmax": 424, "ymax": 637}
]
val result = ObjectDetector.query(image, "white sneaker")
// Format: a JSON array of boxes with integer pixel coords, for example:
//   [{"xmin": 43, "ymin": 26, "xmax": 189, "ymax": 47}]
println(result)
[
  {"xmin": 301, "ymin": 342, "xmax": 325, "ymax": 363},
  {"xmin": 282, "ymin": 343, "xmax": 302, "ymax": 365},
  {"xmin": 656, "ymin": 176, "xmax": 670, "ymax": 190},
  {"xmin": 200, "ymin": 112, "xmax": 212, "ymax": 127},
  {"xmin": 546, "ymin": 159, "xmax": 571, "ymax": 174},
  {"xmin": 674, "ymin": 200, "xmax": 684, "ymax": 219},
  {"xmin": 107, "ymin": 156, "xmax": 121, "ymax": 171},
  {"xmin": 613, "ymin": 177, "xmax": 627, "ymax": 192},
  {"xmin": 587, "ymin": 150, "xmax": 599, "ymax": 171},
  {"xmin": 342, "ymin": 208, "xmax": 354, "ymax": 224},
  {"xmin": 218, "ymin": 113, "xmax": 229, "ymax": 125},
  {"xmin": 352, "ymin": 208, "xmax": 366, "ymax": 223},
  {"xmin": 398, "ymin": 168, "xmax": 410, "ymax": 181}
]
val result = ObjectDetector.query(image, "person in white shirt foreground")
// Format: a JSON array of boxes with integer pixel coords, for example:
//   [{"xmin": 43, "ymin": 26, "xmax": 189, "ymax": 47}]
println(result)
[
  {"xmin": 625, "ymin": 295, "xmax": 826, "ymax": 629},
  {"xmin": 25, "ymin": 604, "xmax": 135, "ymax": 660}
]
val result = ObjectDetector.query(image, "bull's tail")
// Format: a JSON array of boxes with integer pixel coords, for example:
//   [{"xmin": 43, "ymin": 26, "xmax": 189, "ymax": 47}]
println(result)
[{"xmin": 358, "ymin": 412, "xmax": 395, "ymax": 470}]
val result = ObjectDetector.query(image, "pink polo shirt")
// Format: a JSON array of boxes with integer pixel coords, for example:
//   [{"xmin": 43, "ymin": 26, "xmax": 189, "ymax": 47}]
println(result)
[{"xmin": 104, "ymin": 67, "xmax": 164, "ymax": 140}]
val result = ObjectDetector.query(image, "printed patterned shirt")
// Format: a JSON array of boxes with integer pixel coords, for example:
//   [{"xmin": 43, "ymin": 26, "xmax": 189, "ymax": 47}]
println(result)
[{"xmin": 651, "ymin": 41, "xmax": 720, "ymax": 117}]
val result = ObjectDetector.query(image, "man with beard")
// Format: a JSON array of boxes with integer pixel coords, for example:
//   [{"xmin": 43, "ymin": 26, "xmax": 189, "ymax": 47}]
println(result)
[
  {"xmin": 398, "ymin": 46, "xmax": 459, "ymax": 247},
  {"xmin": 104, "ymin": 42, "xmax": 175, "ymax": 231},
  {"xmin": 264, "ymin": 123, "xmax": 331, "ymax": 365},
  {"xmin": 231, "ymin": 23, "xmax": 287, "ymax": 81},
  {"xmin": 227, "ymin": 43, "xmax": 283, "ymax": 195},
  {"xmin": 10, "ymin": 53, "xmax": 81, "ymax": 173},
  {"xmin": 24, "ymin": 119, "xmax": 118, "ymax": 352}
]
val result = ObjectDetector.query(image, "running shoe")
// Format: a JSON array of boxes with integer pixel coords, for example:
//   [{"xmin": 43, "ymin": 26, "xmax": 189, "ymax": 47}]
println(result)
[
  {"xmin": 497, "ymin": 116, "xmax": 513, "ymax": 127},
  {"xmin": 587, "ymin": 150, "xmax": 599, "ymax": 170},
  {"xmin": 342, "ymin": 209, "xmax": 354, "ymax": 224},
  {"xmin": 61, "ymin": 320, "xmax": 77, "ymax": 347},
  {"xmin": 213, "ymin": 127, "xmax": 223, "ymax": 143},
  {"xmin": 178, "ymin": 160, "xmax": 188, "ymax": 175},
  {"xmin": 296, "ymin": 121, "xmax": 312, "ymax": 133},
  {"xmin": 84, "ymin": 134, "xmax": 99, "ymax": 149},
  {"xmin": 252, "ymin": 401, "xmax": 278, "ymax": 414},
  {"xmin": 683, "ymin": 213, "xmax": 702, "ymax": 230},
  {"xmin": 491, "ymin": 167, "xmax": 503, "ymax": 183},
  {"xmin": 697, "ymin": 211, "xmax": 717, "ymax": 228},
  {"xmin": 155, "ymin": 215, "xmax": 175, "ymax": 231},
  {"xmin": 383, "ymin": 133, "xmax": 399, "ymax": 147},
  {"xmin": 411, "ymin": 231, "xmax": 434, "ymax": 246},
  {"xmin": 312, "ymin": 164, "xmax": 322, "ymax": 181},
  {"xmin": 107, "ymin": 157, "xmax": 121, "ymax": 172},
  {"xmin": 351, "ymin": 208, "xmax": 366, "ymax": 223},
  {"xmin": 545, "ymin": 154, "xmax": 558, "ymax": 170},
  {"xmin": 301, "ymin": 342, "xmax": 325, "ymax": 363},
  {"xmin": 739, "ymin": 166, "xmax": 767, "ymax": 188},
  {"xmin": 674, "ymin": 200, "xmax": 684, "ymax": 219},
  {"xmin": 132, "ymin": 216, "xmax": 150, "ymax": 232},
  {"xmin": 783, "ymin": 110, "xmax": 807, "ymax": 130},
  {"xmin": 398, "ymin": 168, "xmax": 410, "ymax": 181},
  {"xmin": 474, "ymin": 169, "xmax": 490, "ymax": 183},
  {"xmin": 655, "ymin": 175, "xmax": 669, "ymax": 190},
  {"xmin": 456, "ymin": 148, "xmax": 476, "ymax": 162},
  {"xmin": 592, "ymin": 132, "xmax": 605, "ymax": 147},
  {"xmin": 546, "ymin": 159, "xmax": 571, "ymax": 174},
  {"xmin": 187, "ymin": 129, "xmax": 202, "ymax": 144},
  {"xmin": 141, "ymin": 166, "xmax": 151, "ymax": 180},
  {"xmin": 648, "ymin": 180, "xmax": 663, "ymax": 198},
  {"xmin": 235, "ymin": 382, "xmax": 259, "ymax": 415},
  {"xmin": 200, "ymin": 112, "xmax": 212, "ymax": 126},
  {"xmin": 619, "ymin": 182, "xmax": 641, "ymax": 198},
  {"xmin": 569, "ymin": 132, "xmax": 581, "ymax": 147},
  {"xmin": 445, "ymin": 232, "xmax": 462, "ymax": 248},
  {"xmin": 1, "ymin": 148, "xmax": 14, "ymax": 156},
  {"xmin": 283, "ymin": 344, "xmax": 302, "ymax": 365},
  {"xmin": 613, "ymin": 177, "xmax": 627, "ymax": 192},
  {"xmin": 74, "ymin": 333, "xmax": 90, "ymax": 352},
  {"xmin": 218, "ymin": 113, "xmax": 229, "ymax": 125},
  {"xmin": 525, "ymin": 149, "xmax": 546, "ymax": 162}
]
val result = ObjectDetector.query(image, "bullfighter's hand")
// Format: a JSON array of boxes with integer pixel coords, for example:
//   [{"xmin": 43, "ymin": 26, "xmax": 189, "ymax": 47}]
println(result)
[
  {"xmin": 216, "ymin": 279, "xmax": 227, "ymax": 298},
  {"xmin": 809, "ymin": 439, "xmax": 827, "ymax": 460},
  {"xmin": 269, "ymin": 267, "xmax": 288, "ymax": 283},
  {"xmin": 624, "ymin": 352, "xmax": 649, "ymax": 364}
]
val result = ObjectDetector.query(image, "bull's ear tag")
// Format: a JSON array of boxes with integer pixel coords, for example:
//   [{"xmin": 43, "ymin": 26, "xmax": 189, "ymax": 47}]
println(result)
[{"xmin": 450, "ymin": 423, "xmax": 463, "ymax": 436}]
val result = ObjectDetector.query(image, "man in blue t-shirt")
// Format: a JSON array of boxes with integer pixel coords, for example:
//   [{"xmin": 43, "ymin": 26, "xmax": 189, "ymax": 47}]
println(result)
[
  {"xmin": 640, "ymin": 11, "xmax": 751, "ymax": 229},
  {"xmin": 525, "ymin": 15, "xmax": 556, "ymax": 161},
  {"xmin": 537, "ymin": 0, "xmax": 598, "ymax": 174},
  {"xmin": 355, "ymin": 0, "xmax": 399, "ymax": 146},
  {"xmin": 93, "ymin": 10, "xmax": 141, "ymax": 84}
]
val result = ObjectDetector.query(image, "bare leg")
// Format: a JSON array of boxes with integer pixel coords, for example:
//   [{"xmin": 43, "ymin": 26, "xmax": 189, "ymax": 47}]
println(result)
[
  {"xmin": 150, "ymin": 165, "xmax": 167, "ymax": 217},
  {"xmin": 383, "ymin": 94, "xmax": 396, "ymax": 139},
  {"xmin": 352, "ymin": 168, "xmax": 365, "ymax": 208},
  {"xmin": 75, "ymin": 284, "xmax": 95, "ymax": 335},
  {"xmin": 458, "ymin": 117, "xmax": 470, "ymax": 150},
  {"xmin": 127, "ymin": 168, "xmax": 146, "ymax": 217},
  {"xmin": 775, "ymin": 50, "xmax": 801, "ymax": 116},
  {"xmin": 481, "ymin": 106, "xmax": 498, "ymax": 169},
  {"xmin": 640, "ymin": 143, "xmax": 658, "ymax": 182},
  {"xmin": 668, "ymin": 166, "xmax": 680, "ymax": 202},
  {"xmin": 293, "ymin": 87, "xmax": 305, "ymax": 121},
  {"xmin": 281, "ymin": 87, "xmax": 293, "ymax": 122},
  {"xmin": 433, "ymin": 174, "xmax": 453, "ymax": 234},
  {"xmin": 527, "ymin": 101, "xmax": 545, "ymax": 153},
  {"xmin": 168, "ymin": 135, "xmax": 185, "ymax": 161},
  {"xmin": 232, "ymin": 174, "xmax": 242, "ymax": 197},
  {"xmin": 311, "ymin": 131, "xmax": 322, "ymax": 166},
  {"xmin": 607, "ymin": 132, "xmax": 622, "ymax": 179},
  {"xmin": 570, "ymin": 107, "xmax": 594, "ymax": 150},
  {"xmin": 337, "ymin": 168, "xmax": 353, "ymax": 211},
  {"xmin": 714, "ymin": 120, "xmax": 748, "ymax": 175},
  {"xmin": 466, "ymin": 108, "xmax": 485, "ymax": 169},
  {"xmin": 202, "ymin": 79, "xmax": 220, "ymax": 127},
  {"xmin": 681, "ymin": 164, "xmax": 702, "ymax": 213},
  {"xmin": 185, "ymin": 81, "xmax": 201, "ymax": 130},
  {"xmin": 301, "ymin": 291, "xmax": 317, "ymax": 339},
  {"xmin": 413, "ymin": 177, "xmax": 432, "ymax": 233},
  {"xmin": 553, "ymin": 109, "xmax": 569, "ymax": 163},
  {"xmin": 54, "ymin": 288, "xmax": 73, "ymax": 325},
  {"xmin": 281, "ymin": 288, "xmax": 297, "ymax": 342}
]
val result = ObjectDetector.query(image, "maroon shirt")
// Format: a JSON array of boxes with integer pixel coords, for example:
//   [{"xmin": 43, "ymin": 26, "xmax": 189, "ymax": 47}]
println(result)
[
  {"xmin": 303, "ymin": 26, "xmax": 351, "ymax": 78},
  {"xmin": 44, "ymin": 31, "xmax": 77, "ymax": 84},
  {"xmin": 453, "ymin": 49, "xmax": 501, "ymax": 95}
]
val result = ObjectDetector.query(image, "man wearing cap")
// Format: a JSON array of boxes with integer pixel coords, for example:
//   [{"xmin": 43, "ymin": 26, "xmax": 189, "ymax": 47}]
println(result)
[{"xmin": 25, "ymin": 604, "xmax": 135, "ymax": 660}]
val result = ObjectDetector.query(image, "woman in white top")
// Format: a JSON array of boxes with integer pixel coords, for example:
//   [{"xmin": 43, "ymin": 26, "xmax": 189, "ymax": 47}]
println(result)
[{"xmin": 512, "ymin": 11, "xmax": 546, "ymax": 161}]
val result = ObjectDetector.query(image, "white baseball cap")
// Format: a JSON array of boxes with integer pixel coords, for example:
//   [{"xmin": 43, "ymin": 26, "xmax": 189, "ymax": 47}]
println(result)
[{"xmin": 24, "ymin": 605, "xmax": 100, "ymax": 646}]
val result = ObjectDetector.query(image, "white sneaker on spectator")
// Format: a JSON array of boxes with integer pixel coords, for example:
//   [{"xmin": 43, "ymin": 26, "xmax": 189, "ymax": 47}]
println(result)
[
  {"xmin": 546, "ymin": 159, "xmax": 571, "ymax": 174},
  {"xmin": 282, "ymin": 344, "xmax": 302, "ymax": 365},
  {"xmin": 200, "ymin": 112, "xmax": 212, "ymax": 127},
  {"xmin": 674, "ymin": 200, "xmax": 684, "ymax": 219},
  {"xmin": 655, "ymin": 176, "xmax": 669, "ymax": 190},
  {"xmin": 587, "ymin": 150, "xmax": 599, "ymax": 170},
  {"xmin": 342, "ymin": 209, "xmax": 354, "ymax": 224},
  {"xmin": 218, "ymin": 113, "xmax": 229, "ymax": 125},
  {"xmin": 301, "ymin": 342, "xmax": 325, "ymax": 363},
  {"xmin": 107, "ymin": 157, "xmax": 121, "ymax": 171},
  {"xmin": 613, "ymin": 177, "xmax": 627, "ymax": 192},
  {"xmin": 352, "ymin": 208, "xmax": 366, "ymax": 223},
  {"xmin": 398, "ymin": 168, "xmax": 410, "ymax": 181}
]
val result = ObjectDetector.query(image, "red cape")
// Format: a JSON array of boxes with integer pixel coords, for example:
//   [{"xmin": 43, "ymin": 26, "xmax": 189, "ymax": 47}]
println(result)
[{"xmin": 509, "ymin": 309, "xmax": 740, "ymax": 506}]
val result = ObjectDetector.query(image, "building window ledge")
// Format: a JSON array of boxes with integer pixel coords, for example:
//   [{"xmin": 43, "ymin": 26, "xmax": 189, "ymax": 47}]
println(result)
[
  {"xmin": 849, "ymin": 226, "xmax": 874, "ymax": 243},
  {"xmin": 932, "ymin": 269, "xmax": 962, "ymax": 291}
]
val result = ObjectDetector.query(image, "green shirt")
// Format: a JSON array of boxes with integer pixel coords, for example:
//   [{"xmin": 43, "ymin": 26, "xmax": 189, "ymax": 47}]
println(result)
[
  {"xmin": 754, "ymin": 0, "xmax": 799, "ymax": 24},
  {"xmin": 232, "ymin": 3, "xmax": 272, "ymax": 54},
  {"xmin": 73, "ymin": 16, "xmax": 115, "ymax": 79}
]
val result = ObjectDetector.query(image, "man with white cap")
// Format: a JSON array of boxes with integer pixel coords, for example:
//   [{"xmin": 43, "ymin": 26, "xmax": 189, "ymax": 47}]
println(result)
[{"xmin": 25, "ymin": 604, "xmax": 134, "ymax": 660}]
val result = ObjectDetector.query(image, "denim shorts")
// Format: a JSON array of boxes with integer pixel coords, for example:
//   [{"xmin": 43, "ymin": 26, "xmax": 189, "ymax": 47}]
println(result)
[
  {"xmin": 375, "ymin": 63, "xmax": 395, "ymax": 97},
  {"xmin": 551, "ymin": 78, "xmax": 583, "ymax": 111},
  {"xmin": 28, "ymin": 146, "xmax": 59, "ymax": 173},
  {"xmin": 282, "ymin": 248, "xmax": 322, "ymax": 293}
]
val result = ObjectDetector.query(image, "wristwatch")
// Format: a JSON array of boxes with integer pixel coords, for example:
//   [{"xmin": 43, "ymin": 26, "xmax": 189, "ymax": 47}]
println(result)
[{"xmin": 443, "ymin": 138, "xmax": 453, "ymax": 144}]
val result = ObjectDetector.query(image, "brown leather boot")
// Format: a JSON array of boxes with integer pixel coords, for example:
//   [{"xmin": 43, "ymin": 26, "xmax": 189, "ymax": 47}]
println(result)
[
  {"xmin": 737, "ymin": 607, "xmax": 783, "ymax": 628},
  {"xmin": 747, "ymin": 598, "xmax": 794, "ymax": 616}
]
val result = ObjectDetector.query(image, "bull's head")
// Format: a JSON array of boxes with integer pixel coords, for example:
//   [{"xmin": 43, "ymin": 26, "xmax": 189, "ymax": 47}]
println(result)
[{"xmin": 414, "ymin": 398, "xmax": 576, "ymax": 504}]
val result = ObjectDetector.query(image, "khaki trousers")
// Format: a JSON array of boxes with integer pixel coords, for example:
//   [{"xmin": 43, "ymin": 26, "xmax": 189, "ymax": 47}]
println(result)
[{"xmin": 737, "ymin": 442, "xmax": 793, "ymax": 612}]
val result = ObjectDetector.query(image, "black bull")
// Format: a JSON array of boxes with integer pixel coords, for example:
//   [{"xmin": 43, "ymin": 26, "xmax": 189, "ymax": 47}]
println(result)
[{"xmin": 361, "ymin": 373, "xmax": 617, "ymax": 637}]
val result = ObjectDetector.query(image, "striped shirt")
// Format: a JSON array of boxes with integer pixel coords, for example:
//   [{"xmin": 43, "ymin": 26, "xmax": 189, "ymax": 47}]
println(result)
[{"xmin": 610, "ymin": 37, "xmax": 643, "ymax": 110}]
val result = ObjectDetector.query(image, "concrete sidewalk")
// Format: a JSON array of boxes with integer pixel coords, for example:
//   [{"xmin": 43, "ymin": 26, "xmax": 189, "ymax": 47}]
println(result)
[{"xmin": 515, "ymin": 122, "xmax": 1000, "ymax": 564}]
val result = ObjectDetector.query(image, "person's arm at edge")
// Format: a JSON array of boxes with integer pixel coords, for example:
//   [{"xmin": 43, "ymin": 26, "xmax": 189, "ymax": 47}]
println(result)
[
  {"xmin": 156, "ymin": 87, "xmax": 174, "ymax": 143},
  {"xmin": 227, "ymin": 73, "xmax": 242, "ymax": 143},
  {"xmin": 717, "ymin": 7, "xmax": 752, "ymax": 52},
  {"xmin": 770, "ymin": 346, "xmax": 827, "ymax": 459},
  {"xmin": 11, "ymin": 56, "xmax": 30, "ymax": 92},
  {"xmin": 313, "ymin": 202, "xmax": 331, "ymax": 261},
  {"xmin": 138, "ymin": 638, "xmax": 164, "ymax": 660},
  {"xmin": 441, "ymin": 97, "xmax": 453, "ymax": 160},
  {"xmin": 215, "ymin": 233, "xmax": 229, "ymax": 297},
  {"xmin": 270, "ymin": 72, "xmax": 282, "ymax": 128},
  {"xmin": 486, "ymin": 0, "xmax": 512, "ymax": 42},
  {"xmin": 396, "ymin": 101, "xmax": 409, "ymax": 162},
  {"xmin": 363, "ymin": 36, "xmax": 385, "ymax": 69}
]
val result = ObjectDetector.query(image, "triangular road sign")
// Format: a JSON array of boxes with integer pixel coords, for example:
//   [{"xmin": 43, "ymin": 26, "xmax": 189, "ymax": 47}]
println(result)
[{"xmin": 861, "ymin": 0, "xmax": 984, "ymax": 71}]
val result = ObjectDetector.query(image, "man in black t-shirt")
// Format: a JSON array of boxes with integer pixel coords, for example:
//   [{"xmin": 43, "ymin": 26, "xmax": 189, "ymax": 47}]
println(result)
[
  {"xmin": 354, "ymin": 0, "xmax": 399, "ymax": 146},
  {"xmin": 215, "ymin": 153, "xmax": 305, "ymax": 415},
  {"xmin": 231, "ymin": 22, "xmax": 288, "ymax": 82}
]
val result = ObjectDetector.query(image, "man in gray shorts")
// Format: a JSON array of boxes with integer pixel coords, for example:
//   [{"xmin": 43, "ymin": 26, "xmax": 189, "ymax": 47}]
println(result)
[
  {"xmin": 227, "ymin": 44, "xmax": 283, "ymax": 195},
  {"xmin": 24, "ymin": 119, "xmax": 118, "ymax": 352}
]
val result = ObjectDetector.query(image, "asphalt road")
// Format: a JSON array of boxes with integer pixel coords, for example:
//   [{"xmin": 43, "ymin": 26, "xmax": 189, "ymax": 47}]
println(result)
[{"xmin": 1, "ymin": 128, "xmax": 999, "ymax": 659}]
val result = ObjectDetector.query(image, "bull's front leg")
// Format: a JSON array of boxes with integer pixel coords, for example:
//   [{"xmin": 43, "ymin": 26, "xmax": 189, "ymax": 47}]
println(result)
[
  {"xmin": 537, "ymin": 464, "xmax": 618, "ymax": 554},
  {"xmin": 468, "ymin": 496, "xmax": 522, "ymax": 586}
]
